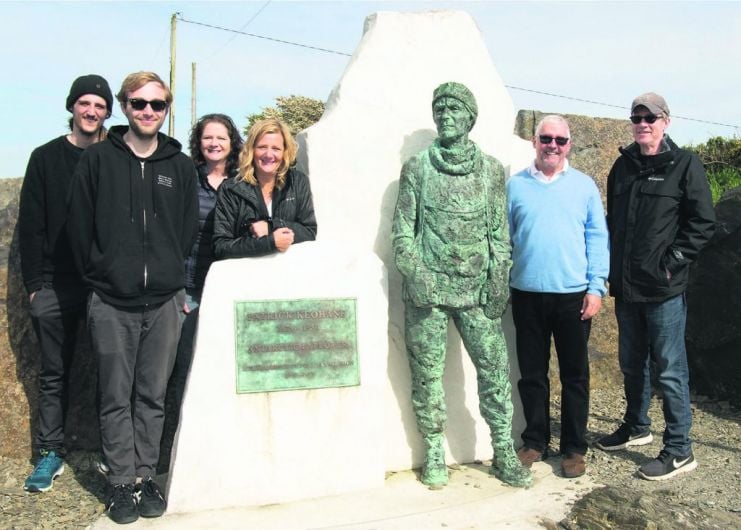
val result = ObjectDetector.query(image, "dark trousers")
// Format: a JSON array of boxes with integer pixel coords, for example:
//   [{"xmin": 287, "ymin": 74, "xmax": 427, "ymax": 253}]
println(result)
[
  {"xmin": 159, "ymin": 288, "xmax": 201, "ymax": 473},
  {"xmin": 88, "ymin": 290, "xmax": 184, "ymax": 484},
  {"xmin": 29, "ymin": 284, "xmax": 86, "ymax": 452},
  {"xmin": 511, "ymin": 289, "xmax": 591, "ymax": 455}
]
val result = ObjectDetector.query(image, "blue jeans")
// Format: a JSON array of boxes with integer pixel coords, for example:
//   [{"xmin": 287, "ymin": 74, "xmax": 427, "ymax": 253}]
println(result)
[{"xmin": 615, "ymin": 294, "xmax": 692, "ymax": 456}]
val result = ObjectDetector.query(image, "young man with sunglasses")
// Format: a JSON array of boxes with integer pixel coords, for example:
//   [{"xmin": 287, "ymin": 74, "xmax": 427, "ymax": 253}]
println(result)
[
  {"xmin": 597, "ymin": 93, "xmax": 715, "ymax": 480},
  {"xmin": 67, "ymin": 72, "xmax": 198, "ymax": 524},
  {"xmin": 20, "ymin": 74, "xmax": 113, "ymax": 493},
  {"xmin": 507, "ymin": 115, "xmax": 609, "ymax": 479}
]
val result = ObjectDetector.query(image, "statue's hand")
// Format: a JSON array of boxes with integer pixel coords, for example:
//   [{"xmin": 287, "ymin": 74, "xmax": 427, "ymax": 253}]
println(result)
[
  {"xmin": 483, "ymin": 294, "xmax": 508, "ymax": 320},
  {"xmin": 406, "ymin": 269, "xmax": 437, "ymax": 308}
]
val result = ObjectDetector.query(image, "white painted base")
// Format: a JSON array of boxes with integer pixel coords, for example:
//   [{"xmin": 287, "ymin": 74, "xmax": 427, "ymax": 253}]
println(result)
[{"xmin": 166, "ymin": 243, "xmax": 389, "ymax": 513}]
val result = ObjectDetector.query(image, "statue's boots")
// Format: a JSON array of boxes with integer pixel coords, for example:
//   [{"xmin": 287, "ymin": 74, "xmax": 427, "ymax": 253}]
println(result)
[
  {"xmin": 421, "ymin": 434, "xmax": 448, "ymax": 487},
  {"xmin": 490, "ymin": 443, "xmax": 533, "ymax": 488}
]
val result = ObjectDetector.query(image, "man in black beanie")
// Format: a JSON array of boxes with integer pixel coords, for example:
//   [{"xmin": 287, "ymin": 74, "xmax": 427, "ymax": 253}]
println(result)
[{"xmin": 19, "ymin": 73, "xmax": 113, "ymax": 493}]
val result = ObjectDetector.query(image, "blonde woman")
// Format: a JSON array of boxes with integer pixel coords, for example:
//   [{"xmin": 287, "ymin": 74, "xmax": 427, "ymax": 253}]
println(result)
[{"xmin": 212, "ymin": 118, "xmax": 317, "ymax": 258}]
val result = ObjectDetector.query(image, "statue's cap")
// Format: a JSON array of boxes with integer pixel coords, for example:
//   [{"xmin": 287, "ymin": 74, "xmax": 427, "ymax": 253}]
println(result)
[{"xmin": 432, "ymin": 82, "xmax": 478, "ymax": 124}]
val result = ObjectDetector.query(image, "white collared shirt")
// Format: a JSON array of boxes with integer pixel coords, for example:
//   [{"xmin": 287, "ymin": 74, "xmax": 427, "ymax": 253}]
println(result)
[{"xmin": 528, "ymin": 159, "xmax": 570, "ymax": 184}]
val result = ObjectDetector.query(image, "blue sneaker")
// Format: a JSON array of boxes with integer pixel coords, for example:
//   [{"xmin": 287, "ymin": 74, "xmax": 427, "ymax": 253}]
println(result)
[{"xmin": 24, "ymin": 450, "xmax": 64, "ymax": 492}]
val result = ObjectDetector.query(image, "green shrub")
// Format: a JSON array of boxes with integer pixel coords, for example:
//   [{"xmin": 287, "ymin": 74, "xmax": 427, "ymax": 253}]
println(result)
[
  {"xmin": 245, "ymin": 96, "xmax": 325, "ymax": 137},
  {"xmin": 707, "ymin": 167, "xmax": 741, "ymax": 203},
  {"xmin": 684, "ymin": 136, "xmax": 741, "ymax": 203}
]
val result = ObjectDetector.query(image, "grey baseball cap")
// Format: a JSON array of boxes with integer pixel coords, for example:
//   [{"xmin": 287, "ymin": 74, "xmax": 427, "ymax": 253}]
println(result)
[{"xmin": 631, "ymin": 92, "xmax": 670, "ymax": 116}]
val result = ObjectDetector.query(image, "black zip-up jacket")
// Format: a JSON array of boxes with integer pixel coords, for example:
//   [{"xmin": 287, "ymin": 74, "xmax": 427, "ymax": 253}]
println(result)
[
  {"xmin": 212, "ymin": 168, "xmax": 317, "ymax": 259},
  {"xmin": 606, "ymin": 136, "xmax": 715, "ymax": 302},
  {"xmin": 19, "ymin": 136, "xmax": 84, "ymax": 294},
  {"xmin": 184, "ymin": 164, "xmax": 236, "ymax": 290},
  {"xmin": 66, "ymin": 125, "xmax": 199, "ymax": 307}
]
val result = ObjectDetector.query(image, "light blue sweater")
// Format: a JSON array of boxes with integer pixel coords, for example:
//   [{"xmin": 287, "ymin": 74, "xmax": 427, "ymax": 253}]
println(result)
[{"xmin": 507, "ymin": 166, "xmax": 609, "ymax": 296}]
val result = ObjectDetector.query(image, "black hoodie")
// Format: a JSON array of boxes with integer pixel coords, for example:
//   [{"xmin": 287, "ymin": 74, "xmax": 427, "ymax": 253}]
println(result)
[{"xmin": 67, "ymin": 125, "xmax": 198, "ymax": 307}]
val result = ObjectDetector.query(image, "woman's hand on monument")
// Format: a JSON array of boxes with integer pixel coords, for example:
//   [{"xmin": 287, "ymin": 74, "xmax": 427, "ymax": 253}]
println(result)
[
  {"xmin": 250, "ymin": 220, "xmax": 270, "ymax": 238},
  {"xmin": 273, "ymin": 227, "xmax": 294, "ymax": 252}
]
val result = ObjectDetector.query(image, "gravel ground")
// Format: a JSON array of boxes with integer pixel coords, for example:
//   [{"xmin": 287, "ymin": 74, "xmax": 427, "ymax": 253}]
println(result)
[
  {"xmin": 564, "ymin": 387, "xmax": 741, "ymax": 529},
  {"xmin": 1, "ymin": 386, "xmax": 739, "ymax": 529}
]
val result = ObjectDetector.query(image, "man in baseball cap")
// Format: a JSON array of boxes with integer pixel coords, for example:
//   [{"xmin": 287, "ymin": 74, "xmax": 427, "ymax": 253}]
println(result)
[
  {"xmin": 19, "ymin": 74, "xmax": 113, "ymax": 493},
  {"xmin": 597, "ymin": 92, "xmax": 715, "ymax": 481}
]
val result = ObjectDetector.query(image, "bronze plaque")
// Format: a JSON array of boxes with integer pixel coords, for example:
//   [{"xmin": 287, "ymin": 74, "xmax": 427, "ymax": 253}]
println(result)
[{"xmin": 234, "ymin": 298, "xmax": 359, "ymax": 393}]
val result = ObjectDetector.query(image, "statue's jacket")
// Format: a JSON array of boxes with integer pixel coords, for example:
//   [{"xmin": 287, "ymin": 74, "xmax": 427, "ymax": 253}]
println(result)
[{"xmin": 392, "ymin": 140, "xmax": 511, "ymax": 318}]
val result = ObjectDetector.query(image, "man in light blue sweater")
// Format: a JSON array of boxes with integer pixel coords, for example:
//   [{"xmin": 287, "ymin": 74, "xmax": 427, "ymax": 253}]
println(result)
[{"xmin": 507, "ymin": 115, "xmax": 609, "ymax": 478}]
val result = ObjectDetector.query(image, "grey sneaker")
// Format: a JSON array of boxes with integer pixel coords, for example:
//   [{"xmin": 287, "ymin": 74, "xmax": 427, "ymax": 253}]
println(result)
[
  {"xmin": 595, "ymin": 424, "xmax": 653, "ymax": 451},
  {"xmin": 638, "ymin": 450, "xmax": 697, "ymax": 481},
  {"xmin": 24, "ymin": 449, "xmax": 64, "ymax": 492}
]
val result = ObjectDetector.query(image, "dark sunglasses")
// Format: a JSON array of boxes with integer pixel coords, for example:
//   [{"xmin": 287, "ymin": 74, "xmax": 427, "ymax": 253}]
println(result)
[
  {"xmin": 538, "ymin": 135, "xmax": 569, "ymax": 146},
  {"xmin": 630, "ymin": 114, "xmax": 662, "ymax": 124},
  {"xmin": 128, "ymin": 98, "xmax": 168, "ymax": 112}
]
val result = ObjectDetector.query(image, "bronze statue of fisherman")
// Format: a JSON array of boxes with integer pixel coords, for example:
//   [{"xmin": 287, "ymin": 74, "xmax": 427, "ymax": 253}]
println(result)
[{"xmin": 392, "ymin": 82, "xmax": 531, "ymax": 488}]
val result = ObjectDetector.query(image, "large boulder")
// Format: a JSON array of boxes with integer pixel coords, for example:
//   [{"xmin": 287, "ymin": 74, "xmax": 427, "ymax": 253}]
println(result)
[
  {"xmin": 686, "ymin": 187, "xmax": 741, "ymax": 406},
  {"xmin": 0, "ymin": 177, "xmax": 99, "ymax": 459}
]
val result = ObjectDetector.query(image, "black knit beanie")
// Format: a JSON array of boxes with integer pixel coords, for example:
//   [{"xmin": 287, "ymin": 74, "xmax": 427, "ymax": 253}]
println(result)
[{"xmin": 66, "ymin": 74, "xmax": 113, "ymax": 117}]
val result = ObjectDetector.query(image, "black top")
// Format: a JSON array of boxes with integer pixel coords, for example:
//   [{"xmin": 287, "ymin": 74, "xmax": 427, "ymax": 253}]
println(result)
[
  {"xmin": 212, "ymin": 168, "xmax": 317, "ymax": 259},
  {"xmin": 66, "ymin": 125, "xmax": 199, "ymax": 307},
  {"xmin": 19, "ymin": 135, "xmax": 84, "ymax": 294},
  {"xmin": 184, "ymin": 165, "xmax": 235, "ymax": 290},
  {"xmin": 606, "ymin": 136, "xmax": 716, "ymax": 302}
]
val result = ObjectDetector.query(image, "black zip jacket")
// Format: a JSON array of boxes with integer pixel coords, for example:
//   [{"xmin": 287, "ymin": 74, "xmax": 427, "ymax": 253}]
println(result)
[
  {"xmin": 66, "ymin": 125, "xmax": 199, "ymax": 307},
  {"xmin": 184, "ymin": 164, "xmax": 236, "ymax": 290},
  {"xmin": 212, "ymin": 168, "xmax": 317, "ymax": 259},
  {"xmin": 606, "ymin": 136, "xmax": 715, "ymax": 302},
  {"xmin": 19, "ymin": 136, "xmax": 84, "ymax": 294}
]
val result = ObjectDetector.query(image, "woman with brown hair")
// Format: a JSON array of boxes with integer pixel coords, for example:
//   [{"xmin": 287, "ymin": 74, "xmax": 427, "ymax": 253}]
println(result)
[{"xmin": 159, "ymin": 113, "xmax": 243, "ymax": 472}]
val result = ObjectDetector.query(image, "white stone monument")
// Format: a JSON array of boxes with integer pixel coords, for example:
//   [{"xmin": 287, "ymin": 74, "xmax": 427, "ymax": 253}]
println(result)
[
  {"xmin": 167, "ymin": 10, "xmax": 534, "ymax": 513},
  {"xmin": 298, "ymin": 10, "xmax": 532, "ymax": 472}
]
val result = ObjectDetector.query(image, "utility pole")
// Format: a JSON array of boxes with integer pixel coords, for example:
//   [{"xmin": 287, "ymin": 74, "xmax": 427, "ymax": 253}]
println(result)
[
  {"xmin": 168, "ymin": 12, "xmax": 179, "ymax": 137},
  {"xmin": 191, "ymin": 62, "xmax": 197, "ymax": 128}
]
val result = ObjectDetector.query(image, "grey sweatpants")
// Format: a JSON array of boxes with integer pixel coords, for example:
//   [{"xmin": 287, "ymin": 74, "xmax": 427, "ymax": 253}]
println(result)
[{"xmin": 88, "ymin": 290, "xmax": 185, "ymax": 484}]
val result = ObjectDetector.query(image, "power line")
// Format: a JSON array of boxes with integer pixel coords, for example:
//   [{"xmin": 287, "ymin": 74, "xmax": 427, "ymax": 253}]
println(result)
[
  {"xmin": 206, "ymin": 0, "xmax": 272, "ymax": 59},
  {"xmin": 507, "ymin": 86, "xmax": 740, "ymax": 129},
  {"xmin": 176, "ymin": 15, "xmax": 739, "ymax": 131},
  {"xmin": 177, "ymin": 15, "xmax": 351, "ymax": 57}
]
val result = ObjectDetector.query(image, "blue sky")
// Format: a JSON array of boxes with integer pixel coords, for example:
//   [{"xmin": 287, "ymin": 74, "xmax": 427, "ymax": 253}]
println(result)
[{"xmin": 3, "ymin": 1, "xmax": 740, "ymax": 177}]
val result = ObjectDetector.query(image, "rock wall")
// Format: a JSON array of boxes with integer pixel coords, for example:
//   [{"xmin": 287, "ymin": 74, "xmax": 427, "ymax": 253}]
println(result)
[
  {"xmin": 0, "ymin": 178, "xmax": 99, "ymax": 459},
  {"xmin": 686, "ymin": 187, "xmax": 741, "ymax": 406}
]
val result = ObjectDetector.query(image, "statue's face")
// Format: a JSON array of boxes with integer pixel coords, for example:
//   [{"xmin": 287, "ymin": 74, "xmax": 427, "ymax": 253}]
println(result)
[{"xmin": 433, "ymin": 97, "xmax": 473, "ymax": 142}]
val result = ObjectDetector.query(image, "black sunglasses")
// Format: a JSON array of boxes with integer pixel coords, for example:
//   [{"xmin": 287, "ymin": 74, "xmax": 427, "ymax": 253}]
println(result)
[
  {"xmin": 128, "ymin": 98, "xmax": 168, "ymax": 112},
  {"xmin": 538, "ymin": 135, "xmax": 569, "ymax": 146},
  {"xmin": 630, "ymin": 114, "xmax": 662, "ymax": 124}
]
